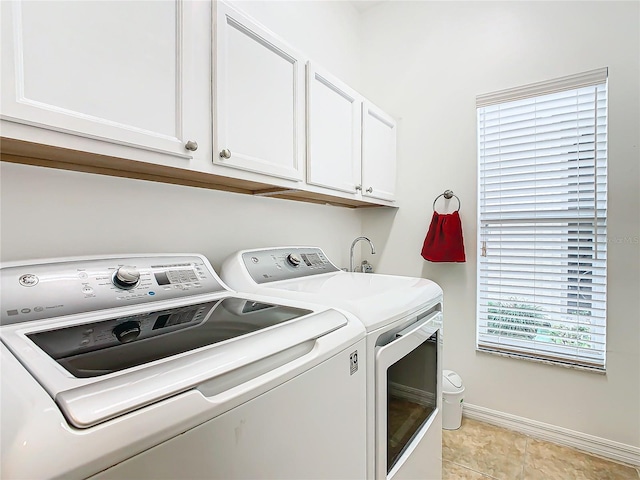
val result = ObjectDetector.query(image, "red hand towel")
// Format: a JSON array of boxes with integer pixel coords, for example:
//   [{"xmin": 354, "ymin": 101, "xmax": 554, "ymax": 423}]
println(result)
[{"xmin": 421, "ymin": 211, "xmax": 466, "ymax": 262}]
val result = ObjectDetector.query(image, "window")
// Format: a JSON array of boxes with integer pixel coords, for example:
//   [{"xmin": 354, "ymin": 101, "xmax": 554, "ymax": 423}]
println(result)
[{"xmin": 476, "ymin": 68, "xmax": 608, "ymax": 371}]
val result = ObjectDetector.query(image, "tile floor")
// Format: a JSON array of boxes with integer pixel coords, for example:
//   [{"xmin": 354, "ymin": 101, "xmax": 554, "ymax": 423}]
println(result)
[{"xmin": 443, "ymin": 417, "xmax": 640, "ymax": 480}]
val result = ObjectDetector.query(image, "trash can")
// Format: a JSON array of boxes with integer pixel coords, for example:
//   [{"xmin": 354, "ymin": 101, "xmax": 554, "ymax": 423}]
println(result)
[{"xmin": 442, "ymin": 370, "xmax": 464, "ymax": 430}]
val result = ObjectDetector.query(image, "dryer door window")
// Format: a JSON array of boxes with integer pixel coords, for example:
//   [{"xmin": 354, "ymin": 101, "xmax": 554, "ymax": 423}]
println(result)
[{"xmin": 386, "ymin": 333, "xmax": 438, "ymax": 471}]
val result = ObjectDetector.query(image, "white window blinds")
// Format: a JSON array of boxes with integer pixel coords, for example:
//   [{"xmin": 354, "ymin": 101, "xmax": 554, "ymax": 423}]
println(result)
[{"xmin": 477, "ymin": 68, "xmax": 608, "ymax": 371}]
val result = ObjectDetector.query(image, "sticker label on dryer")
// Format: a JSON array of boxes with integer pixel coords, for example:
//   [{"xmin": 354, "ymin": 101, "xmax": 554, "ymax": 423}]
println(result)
[{"xmin": 350, "ymin": 350, "xmax": 358, "ymax": 375}]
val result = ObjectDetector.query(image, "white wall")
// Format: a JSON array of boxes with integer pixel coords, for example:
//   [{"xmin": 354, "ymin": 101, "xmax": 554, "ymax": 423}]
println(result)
[
  {"xmin": 0, "ymin": 1, "xmax": 364, "ymax": 270},
  {"xmin": 0, "ymin": 162, "xmax": 361, "ymax": 270},
  {"xmin": 360, "ymin": 1, "xmax": 640, "ymax": 447}
]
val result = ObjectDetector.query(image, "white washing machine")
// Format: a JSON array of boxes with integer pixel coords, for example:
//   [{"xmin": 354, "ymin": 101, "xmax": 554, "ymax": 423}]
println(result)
[
  {"xmin": 221, "ymin": 246, "xmax": 444, "ymax": 480},
  {"xmin": 1, "ymin": 254, "xmax": 367, "ymax": 479}
]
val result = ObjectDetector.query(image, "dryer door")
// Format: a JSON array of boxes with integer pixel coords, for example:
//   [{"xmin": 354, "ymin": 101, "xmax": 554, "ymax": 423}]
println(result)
[{"xmin": 375, "ymin": 311, "xmax": 441, "ymax": 479}]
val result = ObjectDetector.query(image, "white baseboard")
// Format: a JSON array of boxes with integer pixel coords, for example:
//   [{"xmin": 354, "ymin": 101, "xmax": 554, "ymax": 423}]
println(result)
[{"xmin": 463, "ymin": 403, "xmax": 640, "ymax": 467}]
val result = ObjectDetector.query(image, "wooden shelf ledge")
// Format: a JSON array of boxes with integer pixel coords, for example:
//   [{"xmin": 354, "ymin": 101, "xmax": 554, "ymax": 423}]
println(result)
[{"xmin": 0, "ymin": 138, "xmax": 392, "ymax": 209}]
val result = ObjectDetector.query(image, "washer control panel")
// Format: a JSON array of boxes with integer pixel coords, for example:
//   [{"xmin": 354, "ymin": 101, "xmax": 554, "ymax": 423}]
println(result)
[
  {"xmin": 242, "ymin": 247, "xmax": 340, "ymax": 284},
  {"xmin": 1, "ymin": 255, "xmax": 224, "ymax": 325}
]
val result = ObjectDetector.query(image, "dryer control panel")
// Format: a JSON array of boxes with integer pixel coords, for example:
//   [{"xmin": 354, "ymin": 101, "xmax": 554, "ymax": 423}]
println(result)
[
  {"xmin": 1, "ymin": 254, "xmax": 225, "ymax": 325},
  {"xmin": 242, "ymin": 247, "xmax": 340, "ymax": 284}
]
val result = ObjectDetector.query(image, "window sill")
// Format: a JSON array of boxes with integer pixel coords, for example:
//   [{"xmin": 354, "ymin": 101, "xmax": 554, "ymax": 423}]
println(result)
[{"xmin": 476, "ymin": 347, "xmax": 606, "ymax": 374}]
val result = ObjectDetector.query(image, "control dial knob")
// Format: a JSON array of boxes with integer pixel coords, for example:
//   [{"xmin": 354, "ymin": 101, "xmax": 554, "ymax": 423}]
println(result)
[
  {"xmin": 286, "ymin": 253, "xmax": 302, "ymax": 267},
  {"xmin": 112, "ymin": 265, "xmax": 141, "ymax": 289},
  {"xmin": 113, "ymin": 321, "xmax": 141, "ymax": 343}
]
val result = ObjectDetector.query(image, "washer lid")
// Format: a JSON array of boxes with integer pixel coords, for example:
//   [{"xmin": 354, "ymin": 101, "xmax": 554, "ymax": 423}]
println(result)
[
  {"xmin": 262, "ymin": 272, "xmax": 443, "ymax": 331},
  {"xmin": 3, "ymin": 297, "xmax": 349, "ymax": 428},
  {"xmin": 27, "ymin": 297, "xmax": 311, "ymax": 378}
]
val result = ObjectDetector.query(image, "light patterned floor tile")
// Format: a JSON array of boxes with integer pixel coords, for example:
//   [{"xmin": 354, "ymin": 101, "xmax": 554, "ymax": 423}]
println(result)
[
  {"xmin": 522, "ymin": 438, "xmax": 639, "ymax": 480},
  {"xmin": 443, "ymin": 460, "xmax": 496, "ymax": 479},
  {"xmin": 443, "ymin": 418, "xmax": 526, "ymax": 479},
  {"xmin": 443, "ymin": 417, "xmax": 640, "ymax": 480}
]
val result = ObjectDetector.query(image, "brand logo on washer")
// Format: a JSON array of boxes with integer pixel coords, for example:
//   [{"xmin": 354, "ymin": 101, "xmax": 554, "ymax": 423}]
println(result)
[
  {"xmin": 349, "ymin": 350, "xmax": 358, "ymax": 375},
  {"xmin": 18, "ymin": 274, "xmax": 39, "ymax": 287}
]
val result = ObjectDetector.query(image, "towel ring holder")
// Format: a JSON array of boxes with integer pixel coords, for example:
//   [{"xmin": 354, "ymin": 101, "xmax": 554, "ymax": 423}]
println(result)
[{"xmin": 433, "ymin": 189, "xmax": 461, "ymax": 212}]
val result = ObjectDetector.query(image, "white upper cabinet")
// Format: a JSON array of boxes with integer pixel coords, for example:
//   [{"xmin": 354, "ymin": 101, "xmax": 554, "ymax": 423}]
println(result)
[
  {"xmin": 1, "ymin": 1, "xmax": 396, "ymax": 207},
  {"xmin": 361, "ymin": 101, "xmax": 397, "ymax": 202},
  {"xmin": 0, "ymin": 0, "xmax": 197, "ymax": 161},
  {"xmin": 213, "ymin": 2, "xmax": 305, "ymax": 182},
  {"xmin": 306, "ymin": 62, "xmax": 362, "ymax": 194}
]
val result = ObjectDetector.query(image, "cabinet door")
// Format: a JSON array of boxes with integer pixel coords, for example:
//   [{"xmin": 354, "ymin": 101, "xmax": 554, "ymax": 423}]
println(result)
[
  {"xmin": 0, "ymin": 0, "xmax": 194, "ymax": 161},
  {"xmin": 214, "ymin": 2, "xmax": 304, "ymax": 181},
  {"xmin": 362, "ymin": 101, "xmax": 397, "ymax": 202},
  {"xmin": 306, "ymin": 62, "xmax": 362, "ymax": 194}
]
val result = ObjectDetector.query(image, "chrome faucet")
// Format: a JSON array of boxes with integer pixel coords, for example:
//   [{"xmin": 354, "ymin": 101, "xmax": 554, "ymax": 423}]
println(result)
[{"xmin": 350, "ymin": 236, "xmax": 376, "ymax": 272}]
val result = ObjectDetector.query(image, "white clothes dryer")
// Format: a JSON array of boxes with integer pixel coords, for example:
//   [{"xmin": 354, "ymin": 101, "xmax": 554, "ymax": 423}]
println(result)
[
  {"xmin": 1, "ymin": 254, "xmax": 367, "ymax": 480},
  {"xmin": 221, "ymin": 246, "xmax": 444, "ymax": 480}
]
